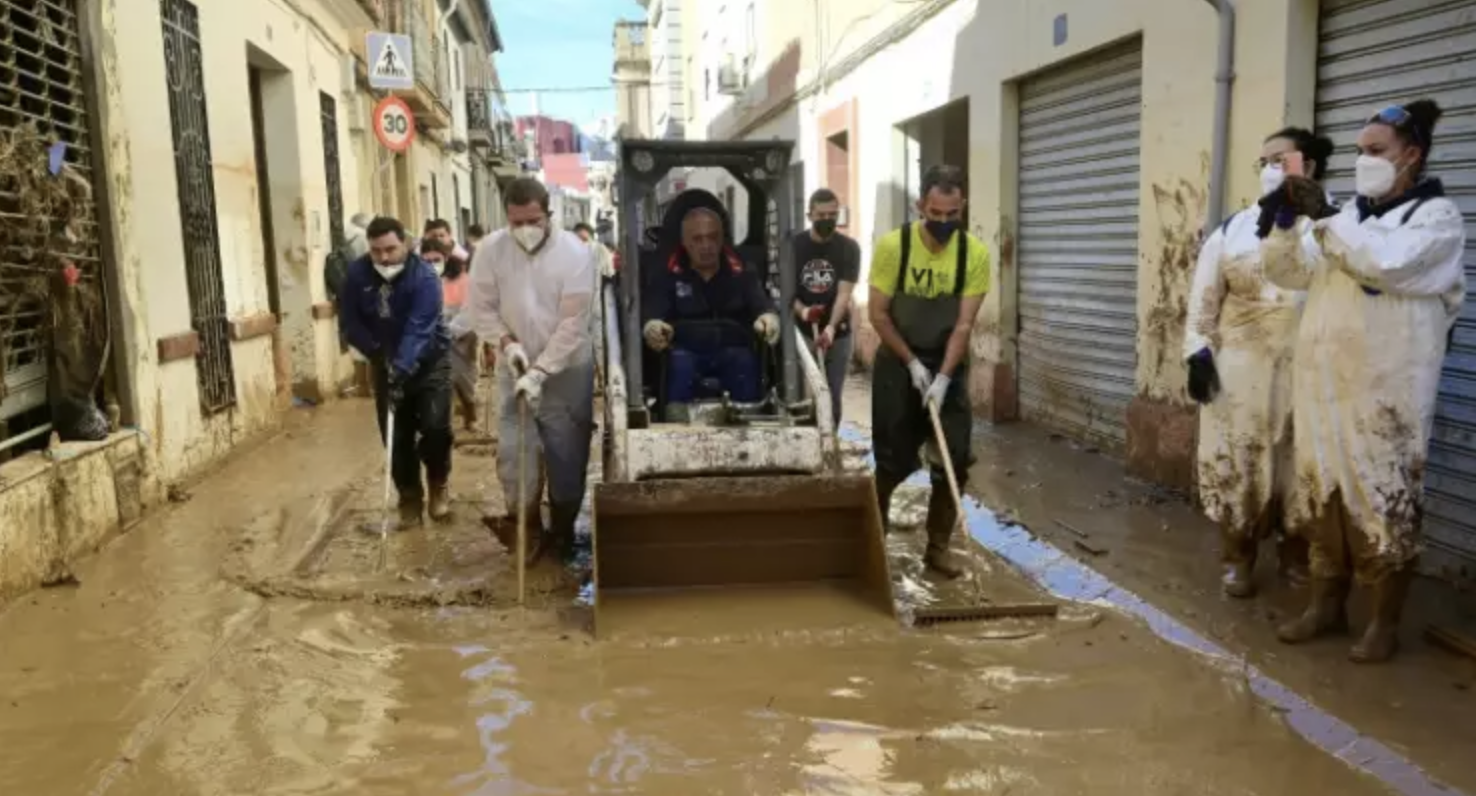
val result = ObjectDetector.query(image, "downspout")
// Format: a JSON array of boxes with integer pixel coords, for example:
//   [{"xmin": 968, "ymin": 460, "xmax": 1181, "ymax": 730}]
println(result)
[{"xmin": 1203, "ymin": 0, "xmax": 1235, "ymax": 235}]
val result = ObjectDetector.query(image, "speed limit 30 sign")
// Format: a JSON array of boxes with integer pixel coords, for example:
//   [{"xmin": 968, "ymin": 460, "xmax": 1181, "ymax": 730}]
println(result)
[{"xmin": 372, "ymin": 95, "xmax": 415, "ymax": 153}]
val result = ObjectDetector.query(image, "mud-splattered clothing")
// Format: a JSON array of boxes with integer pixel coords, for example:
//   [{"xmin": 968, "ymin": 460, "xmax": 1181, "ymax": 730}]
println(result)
[
  {"xmin": 1261, "ymin": 180, "xmax": 1466, "ymax": 578},
  {"xmin": 1184, "ymin": 207, "xmax": 1304, "ymax": 536}
]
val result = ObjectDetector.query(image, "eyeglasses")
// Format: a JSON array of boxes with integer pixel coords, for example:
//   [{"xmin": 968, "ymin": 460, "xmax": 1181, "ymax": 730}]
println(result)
[
  {"xmin": 1254, "ymin": 153, "xmax": 1290, "ymax": 172},
  {"xmin": 1368, "ymin": 105, "xmax": 1426, "ymax": 147}
]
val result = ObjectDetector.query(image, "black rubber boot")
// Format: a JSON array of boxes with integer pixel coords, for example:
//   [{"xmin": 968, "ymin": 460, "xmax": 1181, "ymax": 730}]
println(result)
[
  {"xmin": 1221, "ymin": 525, "xmax": 1258, "ymax": 599},
  {"xmin": 1350, "ymin": 568, "xmax": 1413, "ymax": 664},
  {"xmin": 1277, "ymin": 577, "xmax": 1349, "ymax": 644},
  {"xmin": 923, "ymin": 482, "xmax": 964, "ymax": 579},
  {"xmin": 397, "ymin": 494, "xmax": 424, "ymax": 530},
  {"xmin": 546, "ymin": 501, "xmax": 582, "ymax": 566}
]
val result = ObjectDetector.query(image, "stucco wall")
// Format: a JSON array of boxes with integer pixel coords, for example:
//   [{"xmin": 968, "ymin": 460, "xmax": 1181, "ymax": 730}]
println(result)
[
  {"xmin": 89, "ymin": 0, "xmax": 364, "ymax": 485},
  {"xmin": 704, "ymin": 0, "xmax": 1316, "ymax": 485}
]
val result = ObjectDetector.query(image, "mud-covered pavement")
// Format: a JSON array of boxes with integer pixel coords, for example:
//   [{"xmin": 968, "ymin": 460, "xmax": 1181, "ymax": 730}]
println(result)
[{"xmin": 0, "ymin": 379, "xmax": 1464, "ymax": 794}]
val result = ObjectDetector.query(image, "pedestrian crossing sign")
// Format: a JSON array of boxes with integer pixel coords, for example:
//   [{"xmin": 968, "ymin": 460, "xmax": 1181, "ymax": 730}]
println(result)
[{"xmin": 366, "ymin": 32, "xmax": 413, "ymax": 90}]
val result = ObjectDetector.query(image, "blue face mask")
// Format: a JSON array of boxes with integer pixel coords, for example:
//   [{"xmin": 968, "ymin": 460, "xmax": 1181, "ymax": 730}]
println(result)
[{"xmin": 924, "ymin": 219, "xmax": 959, "ymax": 242}]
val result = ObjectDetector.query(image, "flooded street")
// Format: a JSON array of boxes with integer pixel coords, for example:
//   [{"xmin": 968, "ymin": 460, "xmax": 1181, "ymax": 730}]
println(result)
[{"xmin": 0, "ymin": 385, "xmax": 1466, "ymax": 794}]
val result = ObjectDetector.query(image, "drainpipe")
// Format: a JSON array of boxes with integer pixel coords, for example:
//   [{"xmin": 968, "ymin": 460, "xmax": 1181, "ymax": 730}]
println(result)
[{"xmin": 1203, "ymin": 0, "xmax": 1235, "ymax": 235}]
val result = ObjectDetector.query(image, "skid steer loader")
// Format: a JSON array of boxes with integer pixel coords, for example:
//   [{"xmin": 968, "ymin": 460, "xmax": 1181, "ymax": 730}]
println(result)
[{"xmin": 591, "ymin": 140, "xmax": 894, "ymax": 634}]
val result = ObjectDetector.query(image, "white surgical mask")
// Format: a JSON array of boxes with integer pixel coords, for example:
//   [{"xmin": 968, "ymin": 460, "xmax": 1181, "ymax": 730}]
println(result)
[
  {"xmin": 511, "ymin": 225, "xmax": 546, "ymax": 253},
  {"xmin": 1259, "ymin": 164, "xmax": 1286, "ymax": 196},
  {"xmin": 374, "ymin": 264, "xmax": 405, "ymax": 281},
  {"xmin": 429, "ymin": 260, "xmax": 445, "ymax": 277},
  {"xmin": 1355, "ymin": 154, "xmax": 1399, "ymax": 199}
]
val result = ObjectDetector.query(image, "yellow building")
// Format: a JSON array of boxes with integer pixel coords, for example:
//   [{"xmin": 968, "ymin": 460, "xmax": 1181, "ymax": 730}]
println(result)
[{"xmin": 688, "ymin": 0, "xmax": 1476, "ymax": 577}]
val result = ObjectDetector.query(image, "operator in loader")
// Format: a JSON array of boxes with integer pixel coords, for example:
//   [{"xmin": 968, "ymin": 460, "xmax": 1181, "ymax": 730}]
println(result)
[
  {"xmin": 456, "ymin": 177, "xmax": 598, "ymax": 566},
  {"xmin": 868, "ymin": 164, "xmax": 990, "ymax": 579},
  {"xmin": 642, "ymin": 207, "xmax": 781, "ymax": 404}
]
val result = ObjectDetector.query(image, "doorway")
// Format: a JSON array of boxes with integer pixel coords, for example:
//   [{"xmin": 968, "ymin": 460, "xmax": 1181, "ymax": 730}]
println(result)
[{"xmin": 897, "ymin": 98, "xmax": 970, "ymax": 228}]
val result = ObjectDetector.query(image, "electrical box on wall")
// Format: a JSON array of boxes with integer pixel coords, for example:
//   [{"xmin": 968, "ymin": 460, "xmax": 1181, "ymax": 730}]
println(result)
[{"xmin": 1053, "ymin": 14, "xmax": 1068, "ymax": 46}]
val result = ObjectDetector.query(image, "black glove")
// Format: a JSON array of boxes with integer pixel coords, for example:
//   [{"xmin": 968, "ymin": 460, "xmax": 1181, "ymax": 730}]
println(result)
[
  {"xmin": 1186, "ymin": 349, "xmax": 1221, "ymax": 405},
  {"xmin": 1255, "ymin": 188, "xmax": 1287, "ymax": 239},
  {"xmin": 387, "ymin": 372, "xmax": 406, "ymax": 407}
]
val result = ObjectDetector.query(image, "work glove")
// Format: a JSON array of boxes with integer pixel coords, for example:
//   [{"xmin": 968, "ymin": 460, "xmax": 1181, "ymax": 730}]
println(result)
[
  {"xmin": 798, "ymin": 304, "xmax": 825, "ymax": 324},
  {"xmin": 1284, "ymin": 175, "xmax": 1332, "ymax": 221},
  {"xmin": 643, "ymin": 320, "xmax": 673, "ymax": 352},
  {"xmin": 906, "ymin": 358, "xmax": 932, "ymax": 395},
  {"xmin": 514, "ymin": 369, "xmax": 547, "ymax": 410},
  {"xmin": 753, "ymin": 312, "xmax": 781, "ymax": 345},
  {"xmin": 1255, "ymin": 188, "xmax": 1287, "ymax": 239},
  {"xmin": 1186, "ymin": 348, "xmax": 1221, "ymax": 405},
  {"xmin": 349, "ymin": 346, "xmax": 369, "ymax": 364},
  {"xmin": 503, "ymin": 341, "xmax": 530, "ymax": 375},
  {"xmin": 924, "ymin": 373, "xmax": 951, "ymax": 410},
  {"xmin": 387, "ymin": 371, "xmax": 407, "ymax": 407},
  {"xmin": 815, "ymin": 325, "xmax": 835, "ymax": 352}
]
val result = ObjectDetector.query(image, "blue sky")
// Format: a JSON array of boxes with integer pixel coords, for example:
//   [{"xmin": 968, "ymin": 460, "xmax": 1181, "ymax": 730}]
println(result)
[{"xmin": 491, "ymin": 0, "xmax": 646, "ymax": 132}]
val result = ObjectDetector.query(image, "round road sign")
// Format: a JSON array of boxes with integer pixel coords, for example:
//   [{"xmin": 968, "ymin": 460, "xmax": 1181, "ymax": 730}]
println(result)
[{"xmin": 373, "ymin": 96, "xmax": 415, "ymax": 153}]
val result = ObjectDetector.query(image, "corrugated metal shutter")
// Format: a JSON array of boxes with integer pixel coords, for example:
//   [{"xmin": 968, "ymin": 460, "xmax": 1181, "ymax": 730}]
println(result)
[
  {"xmin": 1016, "ymin": 40, "xmax": 1143, "ymax": 448},
  {"xmin": 1317, "ymin": 0, "xmax": 1476, "ymax": 578},
  {"xmin": 0, "ymin": 0, "xmax": 102, "ymax": 434}
]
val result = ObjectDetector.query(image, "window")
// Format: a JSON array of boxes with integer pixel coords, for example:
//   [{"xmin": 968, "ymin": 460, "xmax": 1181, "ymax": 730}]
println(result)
[
  {"xmin": 319, "ymin": 93, "xmax": 345, "ymax": 249},
  {"xmin": 431, "ymin": 172, "xmax": 440, "ymax": 220},
  {"xmin": 161, "ymin": 0, "xmax": 236, "ymax": 412}
]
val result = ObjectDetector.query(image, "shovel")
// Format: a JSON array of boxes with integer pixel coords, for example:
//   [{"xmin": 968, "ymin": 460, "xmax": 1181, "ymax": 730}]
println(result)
[
  {"xmin": 516, "ymin": 395, "xmax": 529, "ymax": 606},
  {"xmin": 377, "ymin": 408, "xmax": 395, "ymax": 572},
  {"xmin": 813, "ymin": 322, "xmax": 844, "ymax": 465}
]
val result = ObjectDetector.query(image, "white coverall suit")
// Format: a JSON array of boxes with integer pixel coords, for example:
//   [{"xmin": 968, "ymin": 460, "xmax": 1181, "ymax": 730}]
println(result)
[
  {"xmin": 456, "ymin": 228, "xmax": 597, "ymax": 554},
  {"xmin": 1262, "ymin": 189, "xmax": 1466, "ymax": 583},
  {"xmin": 1184, "ymin": 207, "xmax": 1306, "ymax": 584}
]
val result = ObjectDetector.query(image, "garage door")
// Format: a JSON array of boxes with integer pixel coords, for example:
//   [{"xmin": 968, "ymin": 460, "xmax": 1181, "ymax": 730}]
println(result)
[
  {"xmin": 1, "ymin": 0, "xmax": 104, "ymax": 439},
  {"xmin": 1317, "ymin": 0, "xmax": 1476, "ymax": 577},
  {"xmin": 1016, "ymin": 39, "xmax": 1143, "ymax": 448}
]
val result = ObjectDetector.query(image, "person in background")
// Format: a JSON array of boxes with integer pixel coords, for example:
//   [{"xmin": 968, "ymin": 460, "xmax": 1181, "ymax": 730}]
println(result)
[
  {"xmin": 792, "ymin": 188, "xmax": 860, "ymax": 427},
  {"xmin": 465, "ymin": 223, "xmax": 487, "ymax": 261},
  {"xmin": 868, "ymin": 165, "xmax": 990, "ymax": 580},
  {"xmin": 1184, "ymin": 126, "xmax": 1331, "ymax": 599},
  {"xmin": 1263, "ymin": 99, "xmax": 1465, "ymax": 664},
  {"xmin": 421, "ymin": 238, "xmax": 479, "ymax": 432},
  {"xmin": 643, "ymin": 207, "xmax": 780, "ymax": 409},
  {"xmin": 456, "ymin": 178, "xmax": 597, "ymax": 566},
  {"xmin": 338, "ymin": 216, "xmax": 454, "ymax": 527},
  {"xmin": 420, "ymin": 218, "xmax": 471, "ymax": 263},
  {"xmin": 573, "ymin": 222, "xmax": 616, "ymax": 385}
]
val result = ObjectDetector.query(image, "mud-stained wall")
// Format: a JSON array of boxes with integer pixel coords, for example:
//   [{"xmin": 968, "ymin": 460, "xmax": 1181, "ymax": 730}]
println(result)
[
  {"xmin": 704, "ymin": 0, "xmax": 1318, "ymax": 484},
  {"xmin": 89, "ymin": 0, "xmax": 368, "ymax": 485}
]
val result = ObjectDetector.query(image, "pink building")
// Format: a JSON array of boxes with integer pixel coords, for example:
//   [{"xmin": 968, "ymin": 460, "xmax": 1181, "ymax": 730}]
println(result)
[{"xmin": 515, "ymin": 115, "xmax": 581, "ymax": 160}]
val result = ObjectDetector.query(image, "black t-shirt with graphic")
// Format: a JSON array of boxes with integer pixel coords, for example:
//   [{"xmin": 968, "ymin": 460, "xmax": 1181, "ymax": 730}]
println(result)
[{"xmin": 792, "ymin": 230, "xmax": 861, "ymax": 337}]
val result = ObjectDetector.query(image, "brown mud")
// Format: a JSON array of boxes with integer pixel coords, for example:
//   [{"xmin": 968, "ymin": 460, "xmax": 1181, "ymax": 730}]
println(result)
[{"xmin": 0, "ymin": 378, "xmax": 1456, "ymax": 794}]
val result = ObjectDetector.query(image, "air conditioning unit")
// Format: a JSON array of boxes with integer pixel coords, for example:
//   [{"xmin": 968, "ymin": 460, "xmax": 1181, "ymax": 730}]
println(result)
[{"xmin": 716, "ymin": 55, "xmax": 745, "ymax": 96}]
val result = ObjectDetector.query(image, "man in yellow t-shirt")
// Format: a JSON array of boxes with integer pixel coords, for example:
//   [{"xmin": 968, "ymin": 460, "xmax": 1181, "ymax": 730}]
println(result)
[{"xmin": 867, "ymin": 164, "xmax": 991, "ymax": 579}]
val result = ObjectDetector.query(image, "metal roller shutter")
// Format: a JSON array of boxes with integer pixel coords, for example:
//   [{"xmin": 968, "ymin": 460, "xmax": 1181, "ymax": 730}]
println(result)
[
  {"xmin": 1317, "ymin": 0, "xmax": 1476, "ymax": 577},
  {"xmin": 0, "ymin": 0, "xmax": 103, "ymax": 436},
  {"xmin": 1016, "ymin": 39, "xmax": 1143, "ymax": 448}
]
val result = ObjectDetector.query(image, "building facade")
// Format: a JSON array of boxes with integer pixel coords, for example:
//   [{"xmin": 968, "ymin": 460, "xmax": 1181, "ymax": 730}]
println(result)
[
  {"xmin": 676, "ymin": 0, "xmax": 1476, "ymax": 580},
  {"xmin": 0, "ymin": 0, "xmax": 505, "ymax": 601},
  {"xmin": 515, "ymin": 115, "xmax": 582, "ymax": 162}
]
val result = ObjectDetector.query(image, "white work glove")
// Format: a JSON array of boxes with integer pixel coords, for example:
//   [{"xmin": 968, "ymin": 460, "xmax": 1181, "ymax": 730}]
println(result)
[
  {"xmin": 503, "ymin": 342, "xmax": 530, "ymax": 375},
  {"xmin": 643, "ymin": 320, "xmax": 673, "ymax": 352},
  {"xmin": 906, "ymin": 358, "xmax": 932, "ymax": 395},
  {"xmin": 514, "ymin": 369, "xmax": 547, "ymax": 409},
  {"xmin": 924, "ymin": 373, "xmax": 950, "ymax": 410},
  {"xmin": 753, "ymin": 312, "xmax": 781, "ymax": 345}
]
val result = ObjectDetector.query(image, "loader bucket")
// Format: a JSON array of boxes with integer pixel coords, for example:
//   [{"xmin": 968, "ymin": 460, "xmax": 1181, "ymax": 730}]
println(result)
[{"xmin": 590, "ymin": 474, "xmax": 896, "ymax": 636}]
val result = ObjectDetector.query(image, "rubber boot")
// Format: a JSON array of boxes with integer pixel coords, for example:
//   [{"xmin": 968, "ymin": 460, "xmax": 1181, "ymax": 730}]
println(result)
[
  {"xmin": 1349, "ymin": 568, "xmax": 1413, "ymax": 664},
  {"xmin": 481, "ymin": 506, "xmax": 541, "ymax": 556},
  {"xmin": 1277, "ymin": 534, "xmax": 1311, "ymax": 587},
  {"xmin": 1220, "ymin": 525, "xmax": 1258, "ymax": 599},
  {"xmin": 397, "ymin": 495, "xmax": 424, "ymax": 530},
  {"xmin": 427, "ymin": 482, "xmax": 452, "ymax": 523},
  {"xmin": 537, "ymin": 501, "xmax": 581, "ymax": 566},
  {"xmin": 1276, "ymin": 577, "xmax": 1349, "ymax": 644},
  {"xmin": 874, "ymin": 471, "xmax": 906, "ymax": 535},
  {"xmin": 923, "ymin": 484, "xmax": 965, "ymax": 580}
]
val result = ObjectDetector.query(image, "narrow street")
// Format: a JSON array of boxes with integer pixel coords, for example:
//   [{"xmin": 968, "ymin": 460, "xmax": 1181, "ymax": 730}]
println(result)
[{"xmin": 0, "ymin": 379, "xmax": 1468, "ymax": 795}]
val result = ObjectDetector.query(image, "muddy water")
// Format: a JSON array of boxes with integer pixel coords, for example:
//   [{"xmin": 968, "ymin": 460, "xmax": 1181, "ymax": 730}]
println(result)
[{"xmin": 0, "ymin": 392, "xmax": 1413, "ymax": 794}]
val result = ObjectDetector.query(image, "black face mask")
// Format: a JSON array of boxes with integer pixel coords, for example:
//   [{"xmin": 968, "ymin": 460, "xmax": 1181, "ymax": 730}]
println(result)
[
  {"xmin": 925, "ymin": 219, "xmax": 960, "ymax": 242},
  {"xmin": 813, "ymin": 219, "xmax": 837, "ymax": 238}
]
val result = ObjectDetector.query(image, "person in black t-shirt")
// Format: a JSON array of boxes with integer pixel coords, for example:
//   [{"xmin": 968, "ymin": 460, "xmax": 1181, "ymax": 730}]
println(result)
[{"xmin": 792, "ymin": 188, "xmax": 860, "ymax": 426}]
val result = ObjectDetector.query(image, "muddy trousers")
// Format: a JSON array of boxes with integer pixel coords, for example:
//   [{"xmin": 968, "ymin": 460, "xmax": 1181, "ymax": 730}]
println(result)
[
  {"xmin": 871, "ymin": 348, "xmax": 971, "ymax": 555},
  {"xmin": 1220, "ymin": 498, "xmax": 1309, "ymax": 595},
  {"xmin": 495, "ymin": 359, "xmax": 596, "ymax": 553},
  {"xmin": 1280, "ymin": 491, "xmax": 1415, "ymax": 662},
  {"xmin": 372, "ymin": 354, "xmax": 454, "ymax": 501}
]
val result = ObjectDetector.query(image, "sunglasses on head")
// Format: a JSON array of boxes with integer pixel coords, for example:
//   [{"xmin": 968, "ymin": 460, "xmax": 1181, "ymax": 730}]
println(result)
[{"xmin": 1368, "ymin": 105, "xmax": 1426, "ymax": 147}]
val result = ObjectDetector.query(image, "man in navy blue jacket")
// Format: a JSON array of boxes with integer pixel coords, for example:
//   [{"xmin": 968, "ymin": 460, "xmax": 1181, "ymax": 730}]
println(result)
[{"xmin": 339, "ymin": 216, "xmax": 454, "ymax": 527}]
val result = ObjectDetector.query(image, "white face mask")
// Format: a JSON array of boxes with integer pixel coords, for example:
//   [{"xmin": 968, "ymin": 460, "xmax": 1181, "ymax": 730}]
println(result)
[
  {"xmin": 374, "ymin": 264, "xmax": 405, "ymax": 281},
  {"xmin": 428, "ymin": 260, "xmax": 445, "ymax": 277},
  {"xmin": 511, "ymin": 224, "xmax": 547, "ymax": 253},
  {"xmin": 1259, "ymin": 164, "xmax": 1286, "ymax": 196},
  {"xmin": 1355, "ymin": 154, "xmax": 1400, "ymax": 199}
]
